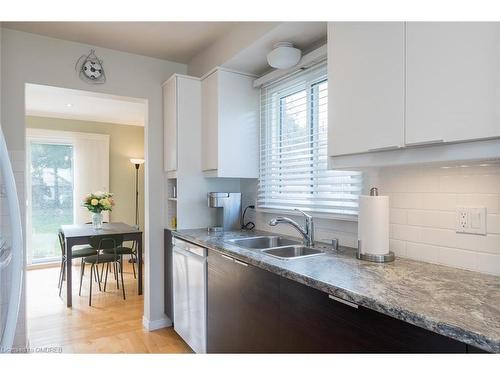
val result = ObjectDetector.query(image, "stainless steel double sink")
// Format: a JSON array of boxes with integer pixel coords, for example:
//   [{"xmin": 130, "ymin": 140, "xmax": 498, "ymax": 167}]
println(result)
[{"xmin": 226, "ymin": 235, "xmax": 325, "ymax": 260}]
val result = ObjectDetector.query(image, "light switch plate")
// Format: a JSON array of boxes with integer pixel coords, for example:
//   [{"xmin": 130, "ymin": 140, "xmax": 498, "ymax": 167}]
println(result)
[{"xmin": 456, "ymin": 207, "xmax": 487, "ymax": 235}]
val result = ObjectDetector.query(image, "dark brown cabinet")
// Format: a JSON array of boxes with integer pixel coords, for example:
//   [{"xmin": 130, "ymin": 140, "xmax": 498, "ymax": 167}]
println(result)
[
  {"xmin": 204, "ymin": 248, "xmax": 485, "ymax": 353},
  {"xmin": 279, "ymin": 277, "xmax": 466, "ymax": 353},
  {"xmin": 207, "ymin": 249, "xmax": 280, "ymax": 353}
]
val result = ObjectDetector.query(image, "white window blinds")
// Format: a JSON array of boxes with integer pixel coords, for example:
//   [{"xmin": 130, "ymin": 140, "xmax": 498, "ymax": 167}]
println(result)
[{"xmin": 258, "ymin": 63, "xmax": 362, "ymax": 216}]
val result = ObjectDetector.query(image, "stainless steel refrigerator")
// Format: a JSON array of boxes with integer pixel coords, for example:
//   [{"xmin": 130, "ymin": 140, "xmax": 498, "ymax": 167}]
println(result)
[{"xmin": 0, "ymin": 125, "xmax": 23, "ymax": 351}]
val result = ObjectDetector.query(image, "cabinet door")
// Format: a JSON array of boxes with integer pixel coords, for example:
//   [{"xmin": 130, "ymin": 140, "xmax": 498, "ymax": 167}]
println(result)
[
  {"xmin": 201, "ymin": 71, "xmax": 219, "ymax": 172},
  {"xmin": 207, "ymin": 250, "xmax": 239, "ymax": 353},
  {"xmin": 217, "ymin": 70, "xmax": 259, "ymax": 178},
  {"xmin": 207, "ymin": 250, "xmax": 280, "ymax": 353},
  {"xmin": 406, "ymin": 22, "xmax": 500, "ymax": 145},
  {"xmin": 279, "ymin": 277, "xmax": 466, "ymax": 353},
  {"xmin": 164, "ymin": 230, "xmax": 173, "ymax": 320},
  {"xmin": 328, "ymin": 22, "xmax": 405, "ymax": 156},
  {"xmin": 279, "ymin": 276, "xmax": 381, "ymax": 353},
  {"xmin": 163, "ymin": 78, "xmax": 177, "ymax": 172},
  {"xmin": 233, "ymin": 258, "xmax": 280, "ymax": 353}
]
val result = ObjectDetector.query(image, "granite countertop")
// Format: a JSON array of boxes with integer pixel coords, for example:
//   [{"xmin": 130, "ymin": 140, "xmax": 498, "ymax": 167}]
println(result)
[{"xmin": 171, "ymin": 228, "xmax": 500, "ymax": 353}]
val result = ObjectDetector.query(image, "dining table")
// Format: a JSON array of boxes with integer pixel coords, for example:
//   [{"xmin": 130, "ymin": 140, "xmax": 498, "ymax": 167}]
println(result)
[{"xmin": 59, "ymin": 222, "xmax": 143, "ymax": 307}]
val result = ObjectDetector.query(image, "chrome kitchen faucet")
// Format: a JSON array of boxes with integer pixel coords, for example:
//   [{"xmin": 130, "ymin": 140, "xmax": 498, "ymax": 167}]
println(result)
[{"xmin": 269, "ymin": 209, "xmax": 314, "ymax": 247}]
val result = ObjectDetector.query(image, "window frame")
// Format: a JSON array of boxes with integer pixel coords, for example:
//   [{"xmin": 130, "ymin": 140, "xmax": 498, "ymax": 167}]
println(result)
[{"xmin": 258, "ymin": 63, "xmax": 361, "ymax": 221}]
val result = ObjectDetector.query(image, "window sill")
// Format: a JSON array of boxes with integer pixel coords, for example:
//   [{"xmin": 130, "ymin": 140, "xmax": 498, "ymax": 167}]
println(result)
[{"xmin": 254, "ymin": 207, "xmax": 358, "ymax": 222}]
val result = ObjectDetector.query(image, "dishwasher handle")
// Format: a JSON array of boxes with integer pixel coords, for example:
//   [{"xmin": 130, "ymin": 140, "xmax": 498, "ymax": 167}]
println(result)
[
  {"xmin": 173, "ymin": 238, "xmax": 207, "ymax": 257},
  {"xmin": 173, "ymin": 245, "xmax": 207, "ymax": 260}
]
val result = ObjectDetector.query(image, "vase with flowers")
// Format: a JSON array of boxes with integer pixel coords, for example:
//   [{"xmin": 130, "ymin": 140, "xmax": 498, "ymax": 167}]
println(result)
[{"xmin": 82, "ymin": 191, "xmax": 115, "ymax": 230}]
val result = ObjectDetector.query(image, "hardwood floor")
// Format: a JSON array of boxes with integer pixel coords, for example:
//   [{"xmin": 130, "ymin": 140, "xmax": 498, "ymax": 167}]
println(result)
[{"xmin": 27, "ymin": 261, "xmax": 192, "ymax": 353}]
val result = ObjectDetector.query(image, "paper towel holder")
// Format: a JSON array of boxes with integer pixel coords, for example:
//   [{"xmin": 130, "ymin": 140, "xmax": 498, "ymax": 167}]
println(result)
[{"xmin": 356, "ymin": 239, "xmax": 395, "ymax": 263}]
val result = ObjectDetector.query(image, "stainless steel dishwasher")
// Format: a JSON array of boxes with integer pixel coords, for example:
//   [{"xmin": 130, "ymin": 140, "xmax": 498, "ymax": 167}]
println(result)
[{"xmin": 172, "ymin": 237, "xmax": 207, "ymax": 353}]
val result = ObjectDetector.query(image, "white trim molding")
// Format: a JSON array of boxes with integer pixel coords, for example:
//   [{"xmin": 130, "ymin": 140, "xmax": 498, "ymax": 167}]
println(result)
[{"xmin": 142, "ymin": 315, "xmax": 172, "ymax": 331}]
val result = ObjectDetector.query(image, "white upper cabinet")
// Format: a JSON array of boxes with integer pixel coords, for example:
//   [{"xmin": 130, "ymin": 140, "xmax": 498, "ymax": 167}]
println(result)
[
  {"xmin": 406, "ymin": 22, "xmax": 500, "ymax": 145},
  {"xmin": 201, "ymin": 68, "xmax": 259, "ymax": 178},
  {"xmin": 201, "ymin": 71, "xmax": 219, "ymax": 172},
  {"xmin": 328, "ymin": 22, "xmax": 405, "ymax": 156},
  {"xmin": 163, "ymin": 76, "xmax": 177, "ymax": 172},
  {"xmin": 163, "ymin": 74, "xmax": 201, "ymax": 174}
]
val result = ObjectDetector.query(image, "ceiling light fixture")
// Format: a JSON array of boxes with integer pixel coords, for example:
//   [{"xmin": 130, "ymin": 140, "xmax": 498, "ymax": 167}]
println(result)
[
  {"xmin": 66, "ymin": 103, "xmax": 73, "ymax": 107},
  {"xmin": 267, "ymin": 42, "xmax": 302, "ymax": 70}
]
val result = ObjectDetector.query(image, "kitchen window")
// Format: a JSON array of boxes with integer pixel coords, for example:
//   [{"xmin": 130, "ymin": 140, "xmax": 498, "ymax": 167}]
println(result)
[{"xmin": 258, "ymin": 63, "xmax": 362, "ymax": 217}]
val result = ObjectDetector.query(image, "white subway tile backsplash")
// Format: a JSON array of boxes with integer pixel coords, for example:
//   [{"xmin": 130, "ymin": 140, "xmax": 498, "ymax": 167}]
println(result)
[
  {"xmin": 250, "ymin": 163, "xmax": 500, "ymax": 276},
  {"xmin": 476, "ymin": 252, "xmax": 500, "ymax": 275},
  {"xmin": 389, "ymin": 193, "xmax": 422, "ymax": 209},
  {"xmin": 456, "ymin": 194, "xmax": 500, "ymax": 214},
  {"xmin": 390, "ymin": 209, "xmax": 407, "ymax": 224},
  {"xmin": 437, "ymin": 247, "xmax": 477, "ymax": 272},
  {"xmin": 487, "ymin": 214, "xmax": 500, "ymax": 235},
  {"xmin": 382, "ymin": 163, "xmax": 500, "ymax": 275},
  {"xmin": 408, "ymin": 173, "xmax": 440, "ymax": 193},
  {"xmin": 477, "ymin": 174, "xmax": 500, "ymax": 194},
  {"xmin": 453, "ymin": 232, "xmax": 500, "ymax": 255},
  {"xmin": 407, "ymin": 210, "xmax": 455, "ymax": 230},
  {"xmin": 406, "ymin": 242, "xmax": 439, "ymax": 263},
  {"xmin": 389, "ymin": 239, "xmax": 406, "ymax": 257},
  {"xmin": 390, "ymin": 224, "xmax": 421, "ymax": 242},
  {"xmin": 420, "ymin": 193, "xmax": 457, "ymax": 211},
  {"xmin": 439, "ymin": 174, "xmax": 478, "ymax": 193}
]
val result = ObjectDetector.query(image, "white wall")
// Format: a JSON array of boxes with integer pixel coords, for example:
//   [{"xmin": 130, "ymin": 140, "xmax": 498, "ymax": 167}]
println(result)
[{"xmin": 1, "ymin": 28, "xmax": 187, "ymax": 345}]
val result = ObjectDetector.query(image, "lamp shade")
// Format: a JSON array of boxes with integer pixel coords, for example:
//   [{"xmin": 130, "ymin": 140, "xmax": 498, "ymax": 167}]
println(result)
[
  {"xmin": 130, "ymin": 158, "xmax": 145, "ymax": 165},
  {"xmin": 267, "ymin": 42, "xmax": 302, "ymax": 70}
]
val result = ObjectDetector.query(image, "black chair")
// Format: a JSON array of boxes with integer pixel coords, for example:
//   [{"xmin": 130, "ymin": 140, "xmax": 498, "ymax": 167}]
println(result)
[
  {"xmin": 103, "ymin": 241, "xmax": 137, "ymax": 279},
  {"xmin": 57, "ymin": 231, "xmax": 97, "ymax": 297},
  {"xmin": 79, "ymin": 234, "xmax": 125, "ymax": 306},
  {"xmin": 84, "ymin": 221, "xmax": 136, "ymax": 279}
]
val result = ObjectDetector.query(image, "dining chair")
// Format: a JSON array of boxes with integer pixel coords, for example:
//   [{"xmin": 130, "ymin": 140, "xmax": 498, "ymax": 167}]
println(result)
[
  {"xmin": 103, "ymin": 241, "xmax": 137, "ymax": 279},
  {"xmin": 57, "ymin": 231, "xmax": 98, "ymax": 297},
  {"xmin": 80, "ymin": 234, "xmax": 125, "ymax": 306}
]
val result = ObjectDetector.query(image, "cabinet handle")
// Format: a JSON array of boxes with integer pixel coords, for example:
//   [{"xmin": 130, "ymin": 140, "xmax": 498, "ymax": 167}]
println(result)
[
  {"xmin": 405, "ymin": 139, "xmax": 444, "ymax": 147},
  {"xmin": 368, "ymin": 145, "xmax": 401, "ymax": 152},
  {"xmin": 328, "ymin": 294, "xmax": 358, "ymax": 309},
  {"xmin": 220, "ymin": 254, "xmax": 233, "ymax": 261},
  {"xmin": 234, "ymin": 259, "xmax": 248, "ymax": 267}
]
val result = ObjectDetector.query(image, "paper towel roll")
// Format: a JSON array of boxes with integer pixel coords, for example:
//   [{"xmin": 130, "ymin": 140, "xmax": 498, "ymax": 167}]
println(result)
[{"xmin": 358, "ymin": 194, "xmax": 390, "ymax": 256}]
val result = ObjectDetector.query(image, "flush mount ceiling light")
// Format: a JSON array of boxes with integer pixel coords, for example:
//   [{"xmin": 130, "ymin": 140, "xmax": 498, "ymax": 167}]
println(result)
[{"xmin": 267, "ymin": 42, "xmax": 302, "ymax": 70}]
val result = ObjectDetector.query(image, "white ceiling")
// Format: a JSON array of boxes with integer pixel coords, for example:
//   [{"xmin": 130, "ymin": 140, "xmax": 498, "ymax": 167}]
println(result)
[
  {"xmin": 223, "ymin": 22, "xmax": 327, "ymax": 75},
  {"xmin": 25, "ymin": 84, "xmax": 147, "ymax": 126},
  {"xmin": 4, "ymin": 22, "xmax": 237, "ymax": 63}
]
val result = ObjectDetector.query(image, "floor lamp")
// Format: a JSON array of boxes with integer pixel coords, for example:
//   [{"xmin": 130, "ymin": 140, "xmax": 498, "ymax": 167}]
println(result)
[
  {"xmin": 130, "ymin": 158, "xmax": 144, "ymax": 227},
  {"xmin": 129, "ymin": 158, "xmax": 144, "ymax": 264}
]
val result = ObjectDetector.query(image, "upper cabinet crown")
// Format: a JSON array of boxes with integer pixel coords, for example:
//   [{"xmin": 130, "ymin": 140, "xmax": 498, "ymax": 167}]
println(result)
[
  {"xmin": 201, "ymin": 68, "xmax": 259, "ymax": 178},
  {"xmin": 328, "ymin": 22, "xmax": 500, "ymax": 167}
]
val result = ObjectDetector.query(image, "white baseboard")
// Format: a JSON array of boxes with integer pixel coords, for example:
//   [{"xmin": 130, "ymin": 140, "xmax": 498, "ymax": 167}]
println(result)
[{"xmin": 142, "ymin": 315, "xmax": 172, "ymax": 331}]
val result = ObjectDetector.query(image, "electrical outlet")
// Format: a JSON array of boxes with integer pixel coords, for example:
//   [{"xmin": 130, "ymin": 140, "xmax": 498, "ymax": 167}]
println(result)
[{"xmin": 456, "ymin": 207, "xmax": 487, "ymax": 235}]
